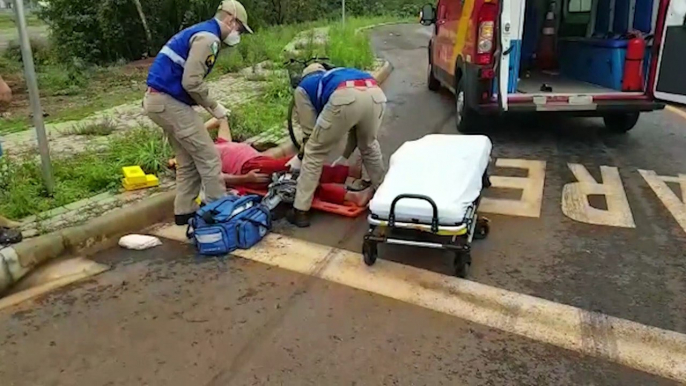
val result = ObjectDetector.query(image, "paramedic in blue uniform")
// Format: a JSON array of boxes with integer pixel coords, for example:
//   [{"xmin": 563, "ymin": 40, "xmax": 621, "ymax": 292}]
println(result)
[
  {"xmin": 287, "ymin": 64, "xmax": 387, "ymax": 227},
  {"xmin": 144, "ymin": 0, "xmax": 252, "ymax": 226}
]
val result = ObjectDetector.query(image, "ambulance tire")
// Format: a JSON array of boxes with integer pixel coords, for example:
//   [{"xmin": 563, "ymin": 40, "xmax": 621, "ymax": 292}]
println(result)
[
  {"xmin": 455, "ymin": 78, "xmax": 480, "ymax": 134},
  {"xmin": 603, "ymin": 112, "xmax": 640, "ymax": 133},
  {"xmin": 428, "ymin": 61, "xmax": 441, "ymax": 91}
]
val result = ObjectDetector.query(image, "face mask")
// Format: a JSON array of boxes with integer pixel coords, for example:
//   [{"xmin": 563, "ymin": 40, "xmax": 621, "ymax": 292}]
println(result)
[{"xmin": 224, "ymin": 30, "xmax": 240, "ymax": 46}]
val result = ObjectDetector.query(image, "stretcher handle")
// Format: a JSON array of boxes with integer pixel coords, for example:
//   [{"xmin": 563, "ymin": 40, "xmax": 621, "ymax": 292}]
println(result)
[{"xmin": 388, "ymin": 194, "xmax": 439, "ymax": 233}]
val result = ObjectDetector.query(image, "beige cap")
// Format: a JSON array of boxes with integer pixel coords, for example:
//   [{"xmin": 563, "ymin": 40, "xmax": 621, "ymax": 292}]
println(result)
[
  {"xmin": 302, "ymin": 63, "xmax": 325, "ymax": 77},
  {"xmin": 218, "ymin": 0, "xmax": 253, "ymax": 34}
]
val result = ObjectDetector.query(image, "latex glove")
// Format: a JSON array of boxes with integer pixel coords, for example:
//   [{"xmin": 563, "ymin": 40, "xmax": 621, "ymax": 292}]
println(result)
[
  {"xmin": 209, "ymin": 103, "xmax": 229, "ymax": 119},
  {"xmin": 286, "ymin": 155, "xmax": 301, "ymax": 171},
  {"xmin": 331, "ymin": 156, "xmax": 348, "ymax": 167}
]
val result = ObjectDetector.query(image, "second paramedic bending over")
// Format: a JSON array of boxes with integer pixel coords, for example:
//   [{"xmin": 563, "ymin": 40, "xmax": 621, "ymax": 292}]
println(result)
[
  {"xmin": 144, "ymin": 0, "xmax": 252, "ymax": 226},
  {"xmin": 289, "ymin": 64, "xmax": 387, "ymax": 227}
]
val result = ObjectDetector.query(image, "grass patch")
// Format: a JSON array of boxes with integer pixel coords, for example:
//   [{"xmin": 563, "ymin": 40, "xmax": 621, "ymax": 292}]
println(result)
[
  {"xmin": 227, "ymin": 16, "xmax": 396, "ymax": 141},
  {"xmin": 0, "ymin": 12, "xmax": 43, "ymax": 30},
  {"xmin": 229, "ymin": 74, "xmax": 292, "ymax": 141},
  {"xmin": 0, "ymin": 126, "xmax": 172, "ymax": 219},
  {"xmin": 211, "ymin": 22, "xmax": 319, "ymax": 77},
  {"xmin": 67, "ymin": 118, "xmax": 117, "ymax": 136}
]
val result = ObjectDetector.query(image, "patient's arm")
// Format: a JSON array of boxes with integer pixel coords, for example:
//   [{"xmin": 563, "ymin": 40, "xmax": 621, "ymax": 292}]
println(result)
[
  {"xmin": 205, "ymin": 117, "xmax": 233, "ymax": 142},
  {"xmin": 204, "ymin": 117, "xmax": 220, "ymax": 131},
  {"xmin": 222, "ymin": 170, "xmax": 270, "ymax": 186}
]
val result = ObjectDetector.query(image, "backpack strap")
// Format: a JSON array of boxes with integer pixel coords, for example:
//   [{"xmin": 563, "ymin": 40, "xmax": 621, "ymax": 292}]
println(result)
[{"xmin": 186, "ymin": 216, "xmax": 196, "ymax": 240}]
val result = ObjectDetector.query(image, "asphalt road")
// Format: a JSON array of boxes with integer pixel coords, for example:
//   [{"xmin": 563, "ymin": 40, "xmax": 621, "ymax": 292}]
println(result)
[
  {"xmin": 0, "ymin": 23, "xmax": 684, "ymax": 385},
  {"xmin": 0, "ymin": 241, "xmax": 675, "ymax": 385},
  {"xmin": 279, "ymin": 24, "xmax": 686, "ymax": 335}
]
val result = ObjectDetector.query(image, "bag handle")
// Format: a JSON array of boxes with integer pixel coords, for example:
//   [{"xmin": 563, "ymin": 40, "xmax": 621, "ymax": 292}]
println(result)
[
  {"xmin": 199, "ymin": 195, "xmax": 258, "ymax": 223},
  {"xmin": 186, "ymin": 217, "xmax": 196, "ymax": 239}
]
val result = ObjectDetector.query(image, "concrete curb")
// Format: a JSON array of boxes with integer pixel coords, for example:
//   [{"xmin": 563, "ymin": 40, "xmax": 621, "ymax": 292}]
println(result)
[{"xmin": 0, "ymin": 191, "xmax": 174, "ymax": 294}]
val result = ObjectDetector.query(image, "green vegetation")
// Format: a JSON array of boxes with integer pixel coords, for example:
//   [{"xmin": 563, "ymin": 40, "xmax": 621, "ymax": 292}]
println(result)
[
  {"xmin": 225, "ymin": 16, "xmax": 391, "ymax": 141},
  {"xmin": 67, "ymin": 119, "xmax": 118, "ymax": 136},
  {"xmin": 0, "ymin": 12, "xmax": 43, "ymax": 30},
  {"xmin": 0, "ymin": 13, "xmax": 408, "ymax": 219},
  {"xmin": 0, "ymin": 126, "xmax": 172, "ymax": 219}
]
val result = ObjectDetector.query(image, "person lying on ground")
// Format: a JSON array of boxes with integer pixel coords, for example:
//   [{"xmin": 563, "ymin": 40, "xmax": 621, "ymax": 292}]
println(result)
[{"xmin": 168, "ymin": 118, "xmax": 374, "ymax": 207}]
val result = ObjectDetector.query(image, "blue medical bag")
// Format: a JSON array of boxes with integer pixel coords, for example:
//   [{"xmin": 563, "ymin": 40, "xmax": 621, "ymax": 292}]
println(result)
[{"xmin": 187, "ymin": 194, "xmax": 271, "ymax": 256}]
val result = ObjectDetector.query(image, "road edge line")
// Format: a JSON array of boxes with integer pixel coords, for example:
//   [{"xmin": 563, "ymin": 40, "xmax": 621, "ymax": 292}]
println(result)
[
  {"xmin": 151, "ymin": 226, "xmax": 686, "ymax": 382},
  {"xmin": 665, "ymin": 105, "xmax": 686, "ymax": 120}
]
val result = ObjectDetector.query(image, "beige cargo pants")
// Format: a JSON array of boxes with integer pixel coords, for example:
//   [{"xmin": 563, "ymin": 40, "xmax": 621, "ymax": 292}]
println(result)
[
  {"xmin": 143, "ymin": 91, "xmax": 225, "ymax": 215},
  {"xmin": 294, "ymin": 86, "xmax": 387, "ymax": 211}
]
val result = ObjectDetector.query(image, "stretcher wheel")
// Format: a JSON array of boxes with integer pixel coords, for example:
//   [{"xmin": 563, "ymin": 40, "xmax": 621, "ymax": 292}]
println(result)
[
  {"xmin": 453, "ymin": 251, "xmax": 471, "ymax": 278},
  {"xmin": 362, "ymin": 240, "xmax": 378, "ymax": 266},
  {"xmin": 474, "ymin": 218, "xmax": 490, "ymax": 240}
]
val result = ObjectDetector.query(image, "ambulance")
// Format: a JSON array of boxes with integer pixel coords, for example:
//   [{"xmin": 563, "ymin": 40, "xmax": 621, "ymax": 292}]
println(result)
[{"xmin": 419, "ymin": 0, "xmax": 686, "ymax": 133}]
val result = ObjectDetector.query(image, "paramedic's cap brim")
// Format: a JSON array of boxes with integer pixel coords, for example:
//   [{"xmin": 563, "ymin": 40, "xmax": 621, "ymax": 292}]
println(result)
[{"xmin": 219, "ymin": 0, "xmax": 253, "ymax": 34}]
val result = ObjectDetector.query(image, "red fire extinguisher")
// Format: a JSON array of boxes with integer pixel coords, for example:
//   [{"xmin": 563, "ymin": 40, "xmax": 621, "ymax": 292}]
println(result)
[{"xmin": 622, "ymin": 32, "xmax": 646, "ymax": 92}]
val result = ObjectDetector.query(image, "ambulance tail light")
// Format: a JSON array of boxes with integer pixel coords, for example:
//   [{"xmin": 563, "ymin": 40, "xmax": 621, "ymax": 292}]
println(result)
[{"xmin": 476, "ymin": 3, "xmax": 497, "ymax": 65}]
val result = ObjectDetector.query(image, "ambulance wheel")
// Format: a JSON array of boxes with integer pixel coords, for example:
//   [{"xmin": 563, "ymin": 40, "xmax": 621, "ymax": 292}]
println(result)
[
  {"xmin": 474, "ymin": 218, "xmax": 490, "ymax": 240},
  {"xmin": 453, "ymin": 251, "xmax": 471, "ymax": 278},
  {"xmin": 363, "ymin": 240, "xmax": 378, "ymax": 266},
  {"xmin": 603, "ymin": 112, "xmax": 639, "ymax": 133},
  {"xmin": 428, "ymin": 60, "xmax": 440, "ymax": 91},
  {"xmin": 455, "ymin": 78, "xmax": 479, "ymax": 134}
]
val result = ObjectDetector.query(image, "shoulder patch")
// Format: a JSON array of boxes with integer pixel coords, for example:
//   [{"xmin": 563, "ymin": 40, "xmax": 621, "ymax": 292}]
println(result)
[
  {"xmin": 211, "ymin": 41, "xmax": 219, "ymax": 55},
  {"xmin": 206, "ymin": 54, "xmax": 216, "ymax": 68}
]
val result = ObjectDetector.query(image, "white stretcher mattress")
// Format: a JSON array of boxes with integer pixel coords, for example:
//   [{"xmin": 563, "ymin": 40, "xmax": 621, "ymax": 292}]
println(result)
[{"xmin": 370, "ymin": 134, "xmax": 492, "ymax": 225}]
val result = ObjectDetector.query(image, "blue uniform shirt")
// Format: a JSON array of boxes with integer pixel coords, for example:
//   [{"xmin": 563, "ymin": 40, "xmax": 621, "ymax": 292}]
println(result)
[
  {"xmin": 298, "ymin": 68, "xmax": 374, "ymax": 114},
  {"xmin": 147, "ymin": 19, "xmax": 222, "ymax": 106}
]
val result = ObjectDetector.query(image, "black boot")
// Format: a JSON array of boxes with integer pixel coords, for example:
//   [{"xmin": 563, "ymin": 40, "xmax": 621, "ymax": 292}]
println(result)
[
  {"xmin": 0, "ymin": 227, "xmax": 22, "ymax": 246},
  {"xmin": 175, "ymin": 213, "xmax": 194, "ymax": 226},
  {"xmin": 287, "ymin": 208, "xmax": 311, "ymax": 228}
]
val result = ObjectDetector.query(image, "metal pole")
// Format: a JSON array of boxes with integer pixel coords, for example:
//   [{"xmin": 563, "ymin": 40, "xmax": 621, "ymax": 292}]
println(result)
[
  {"xmin": 12, "ymin": 0, "xmax": 54, "ymax": 194},
  {"xmin": 342, "ymin": 0, "xmax": 346, "ymax": 25}
]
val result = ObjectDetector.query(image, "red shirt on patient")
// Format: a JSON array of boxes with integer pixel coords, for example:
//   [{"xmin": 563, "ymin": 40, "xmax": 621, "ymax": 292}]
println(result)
[
  {"xmin": 215, "ymin": 139, "xmax": 261, "ymax": 175},
  {"xmin": 213, "ymin": 139, "xmax": 353, "ymax": 205}
]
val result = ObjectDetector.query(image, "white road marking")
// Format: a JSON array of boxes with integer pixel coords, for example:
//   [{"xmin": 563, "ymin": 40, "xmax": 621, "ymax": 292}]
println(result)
[
  {"xmin": 639, "ymin": 170, "xmax": 686, "ymax": 233},
  {"xmin": 480, "ymin": 159, "xmax": 546, "ymax": 218},
  {"xmin": 561, "ymin": 164, "xmax": 636, "ymax": 228},
  {"xmin": 154, "ymin": 226, "xmax": 686, "ymax": 382}
]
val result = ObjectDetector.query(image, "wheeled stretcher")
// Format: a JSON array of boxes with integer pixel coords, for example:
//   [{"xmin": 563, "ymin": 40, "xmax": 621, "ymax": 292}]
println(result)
[{"xmin": 363, "ymin": 134, "xmax": 492, "ymax": 277}]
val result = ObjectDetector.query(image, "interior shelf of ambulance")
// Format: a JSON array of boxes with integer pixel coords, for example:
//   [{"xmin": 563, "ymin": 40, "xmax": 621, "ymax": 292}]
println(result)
[{"xmin": 511, "ymin": 0, "xmax": 656, "ymax": 95}]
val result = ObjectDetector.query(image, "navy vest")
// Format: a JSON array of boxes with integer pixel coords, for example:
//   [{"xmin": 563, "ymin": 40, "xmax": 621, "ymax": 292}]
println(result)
[
  {"xmin": 147, "ymin": 19, "xmax": 222, "ymax": 106},
  {"xmin": 298, "ymin": 67, "xmax": 374, "ymax": 114}
]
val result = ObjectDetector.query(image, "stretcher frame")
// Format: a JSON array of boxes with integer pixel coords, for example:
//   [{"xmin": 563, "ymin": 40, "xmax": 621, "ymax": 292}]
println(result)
[
  {"xmin": 362, "ymin": 193, "xmax": 489, "ymax": 278},
  {"xmin": 235, "ymin": 186, "xmax": 367, "ymax": 218}
]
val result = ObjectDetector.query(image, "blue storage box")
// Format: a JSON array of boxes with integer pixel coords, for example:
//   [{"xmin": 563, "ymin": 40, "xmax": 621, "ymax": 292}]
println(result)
[{"xmin": 558, "ymin": 38, "xmax": 628, "ymax": 91}]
